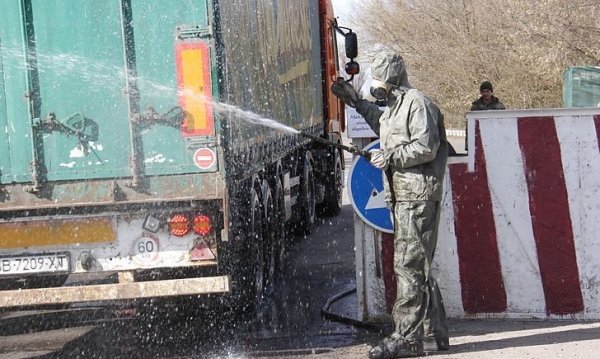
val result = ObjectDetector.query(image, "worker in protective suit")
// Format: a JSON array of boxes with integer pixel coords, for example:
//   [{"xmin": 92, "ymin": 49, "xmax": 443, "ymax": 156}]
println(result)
[{"xmin": 332, "ymin": 51, "xmax": 449, "ymax": 358}]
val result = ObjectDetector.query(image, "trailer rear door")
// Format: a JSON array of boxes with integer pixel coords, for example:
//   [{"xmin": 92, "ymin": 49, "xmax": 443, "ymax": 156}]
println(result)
[{"xmin": 0, "ymin": 0, "xmax": 216, "ymax": 186}]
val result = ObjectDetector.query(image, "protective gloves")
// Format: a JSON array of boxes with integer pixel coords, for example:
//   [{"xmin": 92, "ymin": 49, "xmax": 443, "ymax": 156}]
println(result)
[
  {"xmin": 368, "ymin": 149, "xmax": 388, "ymax": 171},
  {"xmin": 331, "ymin": 78, "xmax": 360, "ymax": 108}
]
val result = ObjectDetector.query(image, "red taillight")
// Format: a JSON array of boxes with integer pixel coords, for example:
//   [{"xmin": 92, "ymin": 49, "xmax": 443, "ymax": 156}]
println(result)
[
  {"xmin": 192, "ymin": 214, "xmax": 211, "ymax": 235},
  {"xmin": 169, "ymin": 214, "xmax": 189, "ymax": 237}
]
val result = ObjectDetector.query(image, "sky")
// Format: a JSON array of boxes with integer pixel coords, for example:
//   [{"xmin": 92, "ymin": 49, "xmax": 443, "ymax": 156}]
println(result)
[{"xmin": 331, "ymin": 0, "xmax": 355, "ymax": 20}]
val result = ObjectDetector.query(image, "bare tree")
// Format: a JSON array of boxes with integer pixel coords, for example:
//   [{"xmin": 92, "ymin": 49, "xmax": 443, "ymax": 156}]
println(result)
[{"xmin": 347, "ymin": 0, "xmax": 600, "ymax": 128}]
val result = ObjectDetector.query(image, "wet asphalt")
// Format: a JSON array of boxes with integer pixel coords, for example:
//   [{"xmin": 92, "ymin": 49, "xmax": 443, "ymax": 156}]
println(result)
[{"xmin": 0, "ymin": 154, "xmax": 384, "ymax": 359}]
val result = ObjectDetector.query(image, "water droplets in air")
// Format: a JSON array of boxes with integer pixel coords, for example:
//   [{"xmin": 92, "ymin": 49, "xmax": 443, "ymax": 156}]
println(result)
[{"xmin": 2, "ymin": 40, "xmax": 299, "ymax": 135}]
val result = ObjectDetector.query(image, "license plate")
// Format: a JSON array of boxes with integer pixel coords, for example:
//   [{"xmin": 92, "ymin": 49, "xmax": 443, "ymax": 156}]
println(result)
[{"xmin": 0, "ymin": 253, "xmax": 70, "ymax": 276}]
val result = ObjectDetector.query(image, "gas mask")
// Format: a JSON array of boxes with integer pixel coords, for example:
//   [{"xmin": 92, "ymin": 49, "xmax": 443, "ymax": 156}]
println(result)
[{"xmin": 369, "ymin": 78, "xmax": 391, "ymax": 101}]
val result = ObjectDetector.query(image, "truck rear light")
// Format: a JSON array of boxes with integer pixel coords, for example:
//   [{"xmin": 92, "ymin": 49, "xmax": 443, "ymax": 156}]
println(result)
[
  {"xmin": 169, "ymin": 214, "xmax": 189, "ymax": 237},
  {"xmin": 192, "ymin": 214, "xmax": 211, "ymax": 235}
]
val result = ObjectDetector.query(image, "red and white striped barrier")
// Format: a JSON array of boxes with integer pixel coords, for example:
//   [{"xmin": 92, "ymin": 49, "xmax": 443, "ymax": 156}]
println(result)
[{"xmin": 432, "ymin": 108, "xmax": 600, "ymax": 319}]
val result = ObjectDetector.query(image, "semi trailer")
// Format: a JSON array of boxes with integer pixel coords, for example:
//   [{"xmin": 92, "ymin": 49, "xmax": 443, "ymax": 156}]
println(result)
[{"xmin": 0, "ymin": 0, "xmax": 358, "ymax": 311}]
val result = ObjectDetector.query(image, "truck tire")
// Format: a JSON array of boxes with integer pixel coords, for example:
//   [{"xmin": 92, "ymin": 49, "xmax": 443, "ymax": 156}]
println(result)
[
  {"xmin": 317, "ymin": 150, "xmax": 343, "ymax": 217},
  {"xmin": 261, "ymin": 180, "xmax": 277, "ymax": 295},
  {"xmin": 249, "ymin": 186, "xmax": 266, "ymax": 312},
  {"xmin": 273, "ymin": 176, "xmax": 287, "ymax": 275},
  {"xmin": 299, "ymin": 160, "xmax": 316, "ymax": 234},
  {"xmin": 229, "ymin": 182, "xmax": 271, "ymax": 319}
]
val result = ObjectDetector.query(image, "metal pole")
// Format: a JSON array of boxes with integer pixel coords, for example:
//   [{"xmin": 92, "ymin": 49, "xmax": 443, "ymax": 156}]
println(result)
[{"xmin": 298, "ymin": 132, "xmax": 371, "ymax": 159}]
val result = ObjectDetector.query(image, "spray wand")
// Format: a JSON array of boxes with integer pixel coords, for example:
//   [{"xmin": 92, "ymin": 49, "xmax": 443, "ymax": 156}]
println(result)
[{"xmin": 298, "ymin": 132, "xmax": 371, "ymax": 160}]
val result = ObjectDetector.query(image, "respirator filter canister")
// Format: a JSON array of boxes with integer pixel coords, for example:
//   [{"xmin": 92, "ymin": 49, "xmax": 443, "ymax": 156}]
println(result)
[{"xmin": 370, "ymin": 79, "xmax": 390, "ymax": 101}]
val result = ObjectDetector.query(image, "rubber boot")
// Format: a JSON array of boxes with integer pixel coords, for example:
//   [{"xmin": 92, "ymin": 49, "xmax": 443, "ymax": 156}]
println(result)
[{"xmin": 368, "ymin": 337, "xmax": 424, "ymax": 359}]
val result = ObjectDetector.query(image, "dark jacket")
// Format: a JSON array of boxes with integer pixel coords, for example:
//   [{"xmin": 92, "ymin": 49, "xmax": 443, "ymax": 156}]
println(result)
[{"xmin": 470, "ymin": 96, "xmax": 506, "ymax": 111}]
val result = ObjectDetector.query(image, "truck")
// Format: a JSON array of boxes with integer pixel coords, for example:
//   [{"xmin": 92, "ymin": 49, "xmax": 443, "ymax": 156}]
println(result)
[{"xmin": 0, "ymin": 0, "xmax": 358, "ymax": 313}]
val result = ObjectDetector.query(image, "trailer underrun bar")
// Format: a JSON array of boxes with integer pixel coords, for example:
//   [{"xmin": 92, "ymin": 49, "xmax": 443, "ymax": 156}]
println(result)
[{"xmin": 0, "ymin": 275, "xmax": 230, "ymax": 308}]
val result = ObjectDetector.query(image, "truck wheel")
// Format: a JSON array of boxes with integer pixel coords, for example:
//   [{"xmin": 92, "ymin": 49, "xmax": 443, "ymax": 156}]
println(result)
[
  {"xmin": 262, "ymin": 180, "xmax": 277, "ymax": 294},
  {"xmin": 248, "ymin": 186, "xmax": 266, "ymax": 313},
  {"xmin": 273, "ymin": 176, "xmax": 287, "ymax": 274},
  {"xmin": 317, "ymin": 150, "xmax": 343, "ymax": 217},
  {"xmin": 299, "ymin": 160, "xmax": 316, "ymax": 234}
]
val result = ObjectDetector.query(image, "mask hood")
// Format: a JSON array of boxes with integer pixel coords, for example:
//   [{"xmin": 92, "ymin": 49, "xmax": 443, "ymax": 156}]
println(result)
[{"xmin": 371, "ymin": 51, "xmax": 409, "ymax": 88}]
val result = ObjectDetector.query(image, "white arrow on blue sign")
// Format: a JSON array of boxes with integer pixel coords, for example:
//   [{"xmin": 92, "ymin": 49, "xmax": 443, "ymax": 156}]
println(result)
[{"xmin": 347, "ymin": 140, "xmax": 394, "ymax": 233}]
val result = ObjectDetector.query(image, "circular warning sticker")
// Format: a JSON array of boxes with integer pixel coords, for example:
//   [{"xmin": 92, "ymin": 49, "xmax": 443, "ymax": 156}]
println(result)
[
  {"xmin": 193, "ymin": 148, "xmax": 216, "ymax": 169},
  {"xmin": 132, "ymin": 235, "xmax": 160, "ymax": 262}
]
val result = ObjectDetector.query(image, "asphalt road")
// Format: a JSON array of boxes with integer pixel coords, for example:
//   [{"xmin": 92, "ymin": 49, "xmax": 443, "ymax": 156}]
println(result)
[
  {"xmin": 0, "ymin": 153, "xmax": 373, "ymax": 359},
  {"xmin": 1, "ymin": 138, "xmax": 599, "ymax": 358}
]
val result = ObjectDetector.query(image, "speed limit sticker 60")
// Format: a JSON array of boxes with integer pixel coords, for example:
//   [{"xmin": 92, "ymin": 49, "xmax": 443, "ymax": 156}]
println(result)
[{"xmin": 133, "ymin": 236, "xmax": 159, "ymax": 262}]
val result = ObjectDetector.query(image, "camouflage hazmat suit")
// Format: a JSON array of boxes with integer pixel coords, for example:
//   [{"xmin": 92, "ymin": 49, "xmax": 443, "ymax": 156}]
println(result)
[{"xmin": 354, "ymin": 52, "xmax": 449, "ymax": 350}]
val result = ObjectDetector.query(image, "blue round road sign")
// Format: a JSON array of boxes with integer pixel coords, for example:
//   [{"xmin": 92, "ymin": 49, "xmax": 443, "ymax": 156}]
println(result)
[{"xmin": 347, "ymin": 140, "xmax": 393, "ymax": 233}]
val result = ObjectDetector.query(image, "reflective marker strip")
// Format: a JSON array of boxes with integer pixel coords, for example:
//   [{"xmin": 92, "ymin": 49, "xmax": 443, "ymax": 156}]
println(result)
[
  {"xmin": 0, "ymin": 218, "xmax": 116, "ymax": 249},
  {"xmin": 175, "ymin": 42, "xmax": 214, "ymax": 137}
]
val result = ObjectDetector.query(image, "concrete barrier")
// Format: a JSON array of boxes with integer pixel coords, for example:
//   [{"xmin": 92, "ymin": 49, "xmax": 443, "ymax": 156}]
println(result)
[{"xmin": 356, "ymin": 108, "xmax": 600, "ymax": 321}]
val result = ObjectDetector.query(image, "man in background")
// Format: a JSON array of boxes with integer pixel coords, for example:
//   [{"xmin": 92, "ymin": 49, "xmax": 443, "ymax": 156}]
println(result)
[
  {"xmin": 466, "ymin": 81, "xmax": 506, "ymax": 150},
  {"xmin": 471, "ymin": 81, "xmax": 506, "ymax": 111}
]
